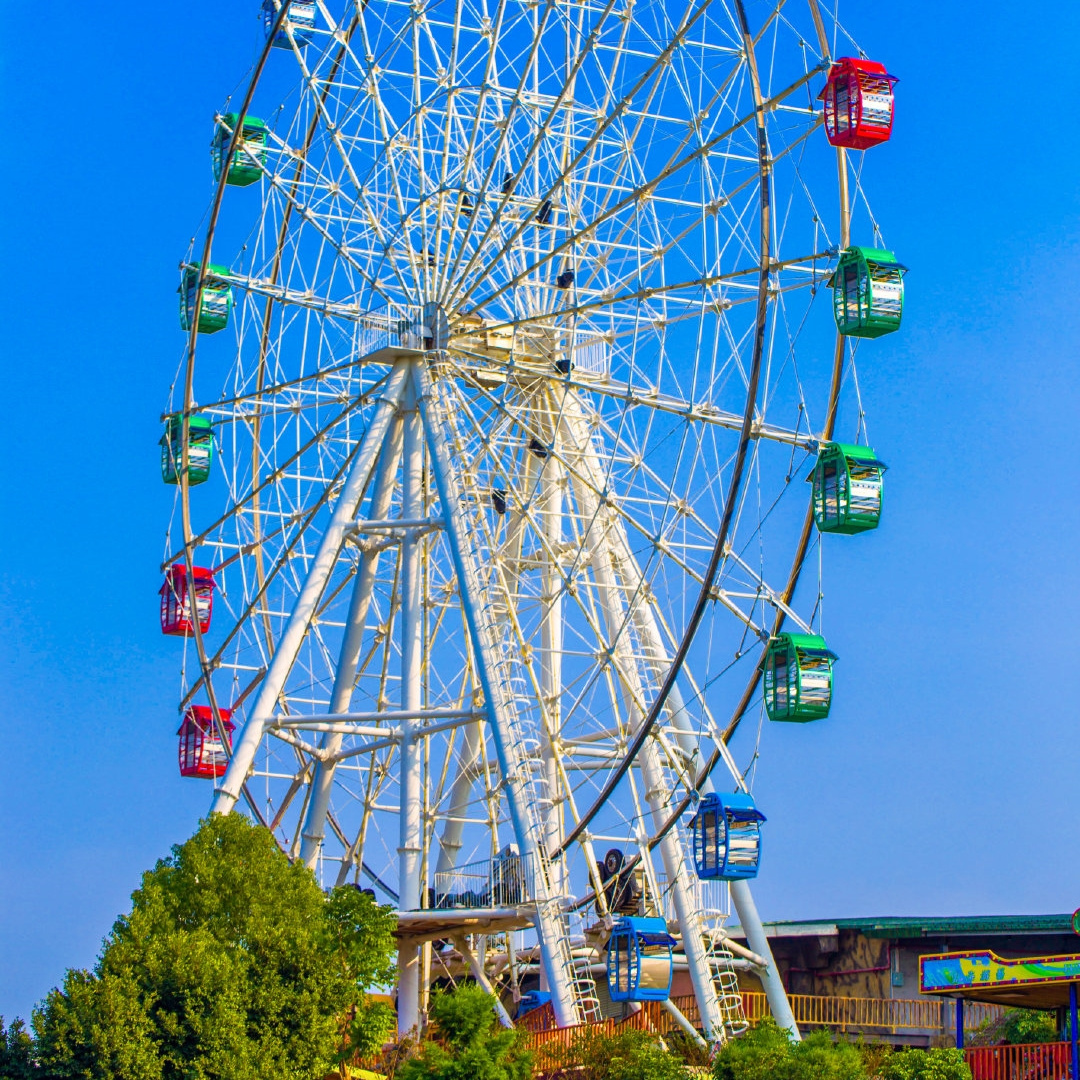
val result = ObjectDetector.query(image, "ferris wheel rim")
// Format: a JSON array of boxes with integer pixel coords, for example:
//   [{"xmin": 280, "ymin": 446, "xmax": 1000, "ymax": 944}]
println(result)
[{"xmin": 171, "ymin": 0, "xmax": 856, "ymax": 853}]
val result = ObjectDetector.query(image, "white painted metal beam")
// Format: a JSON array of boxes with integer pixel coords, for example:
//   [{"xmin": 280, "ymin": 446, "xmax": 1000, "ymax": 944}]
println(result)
[{"xmin": 211, "ymin": 364, "xmax": 409, "ymax": 816}]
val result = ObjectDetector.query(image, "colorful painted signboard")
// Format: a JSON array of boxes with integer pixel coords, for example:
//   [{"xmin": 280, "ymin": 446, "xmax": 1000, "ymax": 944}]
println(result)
[{"xmin": 921, "ymin": 950, "xmax": 1080, "ymax": 994}]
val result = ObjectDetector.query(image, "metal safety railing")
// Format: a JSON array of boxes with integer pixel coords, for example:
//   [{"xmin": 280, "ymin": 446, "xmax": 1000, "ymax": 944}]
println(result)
[
  {"xmin": 685, "ymin": 991, "xmax": 1003, "ymax": 1034},
  {"xmin": 355, "ymin": 307, "xmax": 426, "ymax": 358},
  {"xmin": 965, "ymin": 1042, "xmax": 1074, "ymax": 1080},
  {"xmin": 432, "ymin": 850, "xmax": 536, "ymax": 909},
  {"xmin": 521, "ymin": 992, "xmax": 1008, "ymax": 1053}
]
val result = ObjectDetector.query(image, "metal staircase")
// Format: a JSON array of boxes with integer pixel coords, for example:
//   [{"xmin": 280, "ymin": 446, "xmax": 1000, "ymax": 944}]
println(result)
[{"xmin": 421, "ymin": 364, "xmax": 601, "ymax": 1026}]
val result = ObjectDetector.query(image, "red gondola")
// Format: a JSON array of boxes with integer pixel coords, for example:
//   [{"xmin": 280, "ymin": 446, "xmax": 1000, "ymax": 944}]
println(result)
[
  {"xmin": 160, "ymin": 563, "xmax": 215, "ymax": 636},
  {"xmin": 819, "ymin": 57, "xmax": 898, "ymax": 150},
  {"xmin": 178, "ymin": 706, "xmax": 234, "ymax": 779}
]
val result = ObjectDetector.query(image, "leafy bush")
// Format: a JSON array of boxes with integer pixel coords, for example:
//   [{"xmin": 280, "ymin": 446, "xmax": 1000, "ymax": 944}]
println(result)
[
  {"xmin": 713, "ymin": 1019, "xmax": 865, "ymax": 1080},
  {"xmin": 878, "ymin": 1047, "xmax": 971, "ymax": 1080},
  {"xmin": 397, "ymin": 985, "xmax": 532, "ymax": 1080},
  {"xmin": 567, "ymin": 1028, "xmax": 690, "ymax": 1080}
]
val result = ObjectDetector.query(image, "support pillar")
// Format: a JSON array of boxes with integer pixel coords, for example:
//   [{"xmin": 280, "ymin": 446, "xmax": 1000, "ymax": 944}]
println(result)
[
  {"xmin": 299, "ymin": 416, "xmax": 403, "ymax": 867},
  {"xmin": 397, "ymin": 379, "xmax": 424, "ymax": 1036},
  {"xmin": 954, "ymin": 996, "xmax": 964, "ymax": 1051},
  {"xmin": 729, "ymin": 879, "xmax": 800, "ymax": 1040}
]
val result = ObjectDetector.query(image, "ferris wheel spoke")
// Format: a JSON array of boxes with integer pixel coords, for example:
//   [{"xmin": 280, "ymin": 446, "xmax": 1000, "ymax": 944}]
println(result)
[
  {"xmin": 436, "ymin": 0, "xmax": 562, "ymax": 294},
  {"xmin": 426, "ymin": 0, "xmax": 515, "ymax": 300},
  {"xmin": 439, "ymin": 0, "xmax": 625, "ymax": 305},
  {"xmin": 445, "ymin": 368, "xmax": 720, "ymax": 589},
  {"xmin": 446, "ymin": 0, "xmax": 723, "ymax": 313},
  {"xmin": 301, "ymin": 38, "xmax": 421, "ymax": 305},
  {"xmin": 454, "ymin": 65, "xmax": 822, "ymax": 322},
  {"xmin": 580, "ymin": 127, "xmax": 824, "ymax": 308},
  {"xmin": 166, "ymin": 406, "xmax": 356, "ymax": 578},
  {"xmin": 557, "ymin": 372, "xmax": 813, "ymax": 448}
]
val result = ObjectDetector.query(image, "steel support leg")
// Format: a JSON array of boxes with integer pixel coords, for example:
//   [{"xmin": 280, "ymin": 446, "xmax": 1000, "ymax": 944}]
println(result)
[
  {"xmin": 729, "ymin": 880, "xmax": 798, "ymax": 1038},
  {"xmin": 564, "ymin": 394, "xmax": 799, "ymax": 1040},
  {"xmin": 298, "ymin": 416, "xmax": 403, "ymax": 867},
  {"xmin": 397, "ymin": 379, "xmax": 425, "ymax": 1035},
  {"xmin": 453, "ymin": 937, "xmax": 515, "ymax": 1028},
  {"xmin": 538, "ymin": 405, "xmax": 566, "ymax": 899},
  {"xmin": 565, "ymin": 442, "xmax": 723, "ymax": 1040},
  {"xmin": 212, "ymin": 365, "xmax": 409, "ymax": 816}
]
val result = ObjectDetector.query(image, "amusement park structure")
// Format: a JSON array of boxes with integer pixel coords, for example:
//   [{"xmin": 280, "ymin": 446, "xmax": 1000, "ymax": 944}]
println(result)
[{"xmin": 160, "ymin": 0, "xmax": 904, "ymax": 1043}]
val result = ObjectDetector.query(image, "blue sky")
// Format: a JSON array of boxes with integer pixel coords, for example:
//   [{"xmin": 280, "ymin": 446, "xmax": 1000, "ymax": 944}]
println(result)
[{"xmin": 2, "ymin": 0, "xmax": 1079, "ymax": 1022}]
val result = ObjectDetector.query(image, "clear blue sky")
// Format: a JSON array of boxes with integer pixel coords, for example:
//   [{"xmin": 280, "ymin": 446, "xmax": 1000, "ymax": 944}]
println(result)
[{"xmin": 2, "ymin": 0, "xmax": 1078, "ymax": 1022}]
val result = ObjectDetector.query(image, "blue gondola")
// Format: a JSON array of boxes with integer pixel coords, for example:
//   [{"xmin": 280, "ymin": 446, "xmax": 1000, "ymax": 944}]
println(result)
[
  {"xmin": 606, "ymin": 917, "xmax": 676, "ymax": 1003},
  {"xmin": 262, "ymin": 0, "xmax": 315, "ymax": 49},
  {"xmin": 689, "ymin": 792, "xmax": 765, "ymax": 881},
  {"xmin": 516, "ymin": 991, "xmax": 551, "ymax": 1018}
]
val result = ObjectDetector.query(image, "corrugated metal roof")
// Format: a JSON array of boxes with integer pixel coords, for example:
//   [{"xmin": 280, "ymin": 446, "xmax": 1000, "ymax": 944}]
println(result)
[{"xmin": 729, "ymin": 914, "xmax": 1076, "ymax": 940}]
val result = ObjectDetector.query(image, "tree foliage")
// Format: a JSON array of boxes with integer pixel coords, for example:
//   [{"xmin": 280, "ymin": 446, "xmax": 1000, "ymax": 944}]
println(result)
[
  {"xmin": 711, "ymin": 1020, "xmax": 972, "ymax": 1080},
  {"xmin": 713, "ymin": 1019, "xmax": 865, "ymax": 1080},
  {"xmin": 397, "ymin": 985, "xmax": 531, "ymax": 1080},
  {"xmin": 28, "ymin": 813, "xmax": 396, "ymax": 1080},
  {"xmin": 563, "ymin": 1028, "xmax": 690, "ymax": 1080},
  {"xmin": 878, "ymin": 1048, "xmax": 971, "ymax": 1080},
  {"xmin": 1, "ymin": 1017, "xmax": 35, "ymax": 1080},
  {"xmin": 995, "ymin": 1009, "xmax": 1060, "ymax": 1045}
]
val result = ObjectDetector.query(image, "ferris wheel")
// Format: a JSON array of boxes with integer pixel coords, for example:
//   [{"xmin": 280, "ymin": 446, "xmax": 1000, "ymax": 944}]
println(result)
[{"xmin": 161, "ymin": 0, "xmax": 903, "ymax": 1043}]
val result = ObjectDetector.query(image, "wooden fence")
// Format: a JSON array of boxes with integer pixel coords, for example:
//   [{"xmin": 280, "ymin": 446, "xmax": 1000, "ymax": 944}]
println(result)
[{"xmin": 965, "ymin": 1042, "xmax": 1073, "ymax": 1080}]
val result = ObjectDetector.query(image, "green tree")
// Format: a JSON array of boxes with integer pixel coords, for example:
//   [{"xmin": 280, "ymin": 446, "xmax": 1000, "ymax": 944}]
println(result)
[
  {"xmin": 878, "ymin": 1048, "xmax": 970, "ymax": 1080},
  {"xmin": 1, "ymin": 1017, "xmax": 36, "ymax": 1080},
  {"xmin": 32, "ymin": 813, "xmax": 396, "ymax": 1080},
  {"xmin": 398, "ymin": 985, "xmax": 531, "ymax": 1080}
]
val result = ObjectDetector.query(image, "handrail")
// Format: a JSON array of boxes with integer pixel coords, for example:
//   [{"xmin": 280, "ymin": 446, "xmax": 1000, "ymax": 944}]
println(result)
[
  {"xmin": 520, "ymin": 992, "xmax": 1007, "ymax": 1053},
  {"xmin": 965, "ymin": 1041, "xmax": 1073, "ymax": 1080}
]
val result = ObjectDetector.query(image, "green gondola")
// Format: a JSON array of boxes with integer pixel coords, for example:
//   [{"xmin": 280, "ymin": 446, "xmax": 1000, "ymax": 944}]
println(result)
[
  {"xmin": 161, "ymin": 415, "xmax": 214, "ymax": 485},
  {"xmin": 810, "ymin": 442, "xmax": 887, "ymax": 534},
  {"xmin": 179, "ymin": 264, "xmax": 233, "ymax": 334},
  {"xmin": 830, "ymin": 246, "xmax": 907, "ymax": 338},
  {"xmin": 211, "ymin": 113, "xmax": 268, "ymax": 187},
  {"xmin": 763, "ymin": 632, "xmax": 837, "ymax": 722}
]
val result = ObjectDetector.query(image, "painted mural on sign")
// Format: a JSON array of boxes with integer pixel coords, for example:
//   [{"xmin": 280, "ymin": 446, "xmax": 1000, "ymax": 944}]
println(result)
[{"xmin": 921, "ymin": 951, "xmax": 1080, "ymax": 992}]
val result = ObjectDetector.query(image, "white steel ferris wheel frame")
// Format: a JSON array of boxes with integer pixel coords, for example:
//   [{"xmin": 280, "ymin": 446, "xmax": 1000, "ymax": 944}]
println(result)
[{"xmin": 166, "ymin": 0, "xmax": 875, "ymax": 1044}]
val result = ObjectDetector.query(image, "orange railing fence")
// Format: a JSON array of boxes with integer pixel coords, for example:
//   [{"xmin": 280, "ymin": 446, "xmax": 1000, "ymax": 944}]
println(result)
[{"xmin": 521, "ymin": 992, "xmax": 1003, "ymax": 1055}]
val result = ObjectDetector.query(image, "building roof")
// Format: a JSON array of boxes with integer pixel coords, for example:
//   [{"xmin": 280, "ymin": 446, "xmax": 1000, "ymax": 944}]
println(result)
[{"xmin": 729, "ymin": 914, "xmax": 1077, "ymax": 941}]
